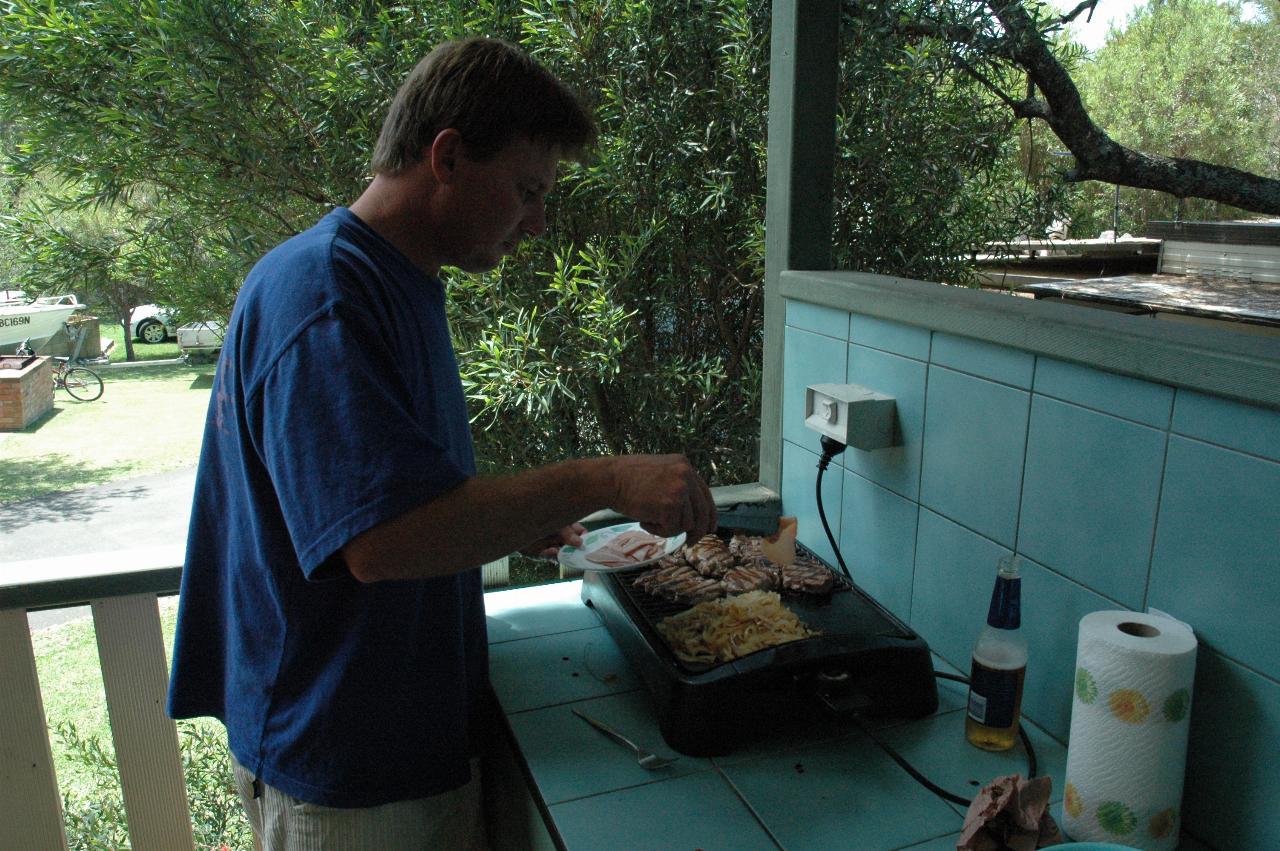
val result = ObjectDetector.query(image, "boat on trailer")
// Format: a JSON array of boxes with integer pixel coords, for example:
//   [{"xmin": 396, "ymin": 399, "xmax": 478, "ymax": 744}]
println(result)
[{"xmin": 0, "ymin": 292, "xmax": 82, "ymax": 351}]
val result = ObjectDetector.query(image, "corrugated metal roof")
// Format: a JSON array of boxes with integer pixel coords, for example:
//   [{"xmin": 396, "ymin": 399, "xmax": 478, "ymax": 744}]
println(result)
[{"xmin": 1145, "ymin": 220, "xmax": 1280, "ymax": 246}]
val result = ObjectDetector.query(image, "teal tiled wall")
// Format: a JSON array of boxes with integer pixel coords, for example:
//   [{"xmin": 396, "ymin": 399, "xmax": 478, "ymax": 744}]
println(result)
[{"xmin": 780, "ymin": 299, "xmax": 1280, "ymax": 850}]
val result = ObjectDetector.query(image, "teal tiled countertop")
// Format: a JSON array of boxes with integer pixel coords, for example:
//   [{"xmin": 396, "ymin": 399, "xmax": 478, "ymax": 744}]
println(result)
[{"xmin": 485, "ymin": 580, "xmax": 1075, "ymax": 851}]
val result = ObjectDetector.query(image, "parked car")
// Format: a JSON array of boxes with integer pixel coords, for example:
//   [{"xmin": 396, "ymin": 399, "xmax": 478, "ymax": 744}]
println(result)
[
  {"xmin": 131, "ymin": 304, "xmax": 177, "ymax": 344},
  {"xmin": 177, "ymin": 320, "xmax": 224, "ymax": 363}
]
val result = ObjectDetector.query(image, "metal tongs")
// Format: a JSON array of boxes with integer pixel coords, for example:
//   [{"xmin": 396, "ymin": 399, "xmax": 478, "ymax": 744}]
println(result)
[{"xmin": 571, "ymin": 708, "xmax": 679, "ymax": 770}]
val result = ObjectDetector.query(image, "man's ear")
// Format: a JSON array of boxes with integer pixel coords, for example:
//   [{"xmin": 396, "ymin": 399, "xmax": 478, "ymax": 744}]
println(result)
[{"xmin": 429, "ymin": 129, "xmax": 464, "ymax": 184}]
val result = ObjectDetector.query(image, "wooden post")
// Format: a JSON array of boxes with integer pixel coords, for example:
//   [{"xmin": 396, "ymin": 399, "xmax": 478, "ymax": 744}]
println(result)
[
  {"xmin": 94, "ymin": 594, "xmax": 194, "ymax": 851},
  {"xmin": 0, "ymin": 608, "xmax": 69, "ymax": 851},
  {"xmin": 760, "ymin": 0, "xmax": 841, "ymax": 491}
]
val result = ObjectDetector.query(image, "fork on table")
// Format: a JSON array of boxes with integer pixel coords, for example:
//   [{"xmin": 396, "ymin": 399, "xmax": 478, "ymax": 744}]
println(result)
[{"xmin": 571, "ymin": 708, "xmax": 680, "ymax": 771}]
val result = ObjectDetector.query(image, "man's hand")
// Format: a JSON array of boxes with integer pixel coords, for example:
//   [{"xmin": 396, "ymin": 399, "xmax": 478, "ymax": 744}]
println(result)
[
  {"xmin": 610, "ymin": 454, "xmax": 717, "ymax": 541},
  {"xmin": 521, "ymin": 523, "xmax": 586, "ymax": 559},
  {"xmin": 342, "ymin": 454, "xmax": 716, "ymax": 583}
]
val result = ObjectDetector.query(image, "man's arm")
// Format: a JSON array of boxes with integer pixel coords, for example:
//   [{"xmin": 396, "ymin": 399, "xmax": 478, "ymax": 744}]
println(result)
[{"xmin": 342, "ymin": 453, "xmax": 716, "ymax": 582}]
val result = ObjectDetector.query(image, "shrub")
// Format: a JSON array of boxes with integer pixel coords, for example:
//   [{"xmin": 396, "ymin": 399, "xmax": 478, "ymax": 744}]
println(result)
[{"xmin": 58, "ymin": 719, "xmax": 252, "ymax": 851}]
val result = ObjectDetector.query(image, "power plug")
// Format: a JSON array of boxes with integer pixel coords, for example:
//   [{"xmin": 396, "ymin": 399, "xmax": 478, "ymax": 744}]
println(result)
[{"xmin": 804, "ymin": 383, "xmax": 898, "ymax": 450}]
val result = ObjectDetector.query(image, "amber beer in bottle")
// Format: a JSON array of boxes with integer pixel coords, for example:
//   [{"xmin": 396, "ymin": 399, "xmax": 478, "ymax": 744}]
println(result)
[{"xmin": 965, "ymin": 555, "xmax": 1027, "ymax": 751}]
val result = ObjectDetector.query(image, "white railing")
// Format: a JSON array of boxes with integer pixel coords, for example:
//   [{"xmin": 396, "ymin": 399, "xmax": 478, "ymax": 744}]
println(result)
[
  {"xmin": 0, "ymin": 545, "xmax": 190, "ymax": 851},
  {"xmin": 0, "ymin": 546, "xmax": 522, "ymax": 851},
  {"xmin": 0, "ymin": 483, "xmax": 777, "ymax": 851},
  {"xmin": 0, "ymin": 545, "xmax": 511, "ymax": 851}
]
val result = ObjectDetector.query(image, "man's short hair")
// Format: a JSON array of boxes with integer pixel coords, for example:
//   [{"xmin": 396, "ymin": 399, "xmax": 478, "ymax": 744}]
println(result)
[{"xmin": 370, "ymin": 37, "xmax": 597, "ymax": 174}]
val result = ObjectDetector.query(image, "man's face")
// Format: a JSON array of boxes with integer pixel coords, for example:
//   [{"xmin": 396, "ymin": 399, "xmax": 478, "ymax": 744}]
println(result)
[{"xmin": 445, "ymin": 137, "xmax": 561, "ymax": 274}]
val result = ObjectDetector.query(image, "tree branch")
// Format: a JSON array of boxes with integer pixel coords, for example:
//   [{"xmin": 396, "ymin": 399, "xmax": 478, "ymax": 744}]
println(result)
[
  {"xmin": 1058, "ymin": 0, "xmax": 1099, "ymax": 25},
  {"xmin": 988, "ymin": 0, "xmax": 1280, "ymax": 214},
  {"xmin": 1010, "ymin": 96, "xmax": 1052, "ymax": 121},
  {"xmin": 855, "ymin": 0, "xmax": 1280, "ymax": 214}
]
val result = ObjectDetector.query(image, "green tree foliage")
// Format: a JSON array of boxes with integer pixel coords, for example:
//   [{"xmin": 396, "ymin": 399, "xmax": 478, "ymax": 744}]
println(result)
[
  {"xmin": 3, "ymin": 179, "xmax": 207, "ymax": 359},
  {"xmin": 1071, "ymin": 0, "xmax": 1279, "ymax": 233},
  {"xmin": 458, "ymin": 2, "xmax": 772, "ymax": 480},
  {"xmin": 0, "ymin": 119, "xmax": 23, "ymax": 285},
  {"xmin": 0, "ymin": 0, "xmax": 433, "ymax": 326},
  {"xmin": 1, "ymin": 0, "xmax": 1047, "ymax": 485},
  {"xmin": 1242, "ymin": 0, "xmax": 1280, "ymax": 178}
]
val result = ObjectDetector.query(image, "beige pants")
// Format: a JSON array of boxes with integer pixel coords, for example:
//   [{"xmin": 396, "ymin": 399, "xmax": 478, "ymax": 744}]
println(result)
[{"xmin": 232, "ymin": 757, "xmax": 489, "ymax": 851}]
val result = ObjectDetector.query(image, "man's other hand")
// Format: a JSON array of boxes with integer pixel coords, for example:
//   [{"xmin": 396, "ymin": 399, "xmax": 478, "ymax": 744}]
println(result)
[{"xmin": 521, "ymin": 523, "xmax": 587, "ymax": 559}]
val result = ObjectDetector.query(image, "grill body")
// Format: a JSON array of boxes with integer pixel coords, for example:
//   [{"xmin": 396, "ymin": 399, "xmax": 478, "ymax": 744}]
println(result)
[{"xmin": 580, "ymin": 548, "xmax": 939, "ymax": 756}]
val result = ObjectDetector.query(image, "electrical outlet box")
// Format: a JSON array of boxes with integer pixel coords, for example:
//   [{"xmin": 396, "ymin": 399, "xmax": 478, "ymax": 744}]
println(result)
[{"xmin": 804, "ymin": 383, "xmax": 898, "ymax": 450}]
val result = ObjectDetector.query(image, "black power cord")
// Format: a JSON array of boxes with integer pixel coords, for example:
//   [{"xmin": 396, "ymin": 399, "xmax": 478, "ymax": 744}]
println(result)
[
  {"xmin": 813, "ymin": 434, "xmax": 1038, "ymax": 808},
  {"xmin": 850, "ymin": 672, "xmax": 1040, "ymax": 808},
  {"xmin": 816, "ymin": 435, "xmax": 853, "ymax": 581}
]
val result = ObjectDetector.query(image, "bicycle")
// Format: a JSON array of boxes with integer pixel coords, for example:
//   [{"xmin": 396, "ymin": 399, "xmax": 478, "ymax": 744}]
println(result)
[
  {"xmin": 52, "ymin": 356, "xmax": 104, "ymax": 401},
  {"xmin": 14, "ymin": 337, "xmax": 104, "ymax": 401}
]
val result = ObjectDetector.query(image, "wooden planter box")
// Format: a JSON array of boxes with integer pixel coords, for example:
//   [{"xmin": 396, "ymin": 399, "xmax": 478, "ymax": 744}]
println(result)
[{"xmin": 0, "ymin": 355, "xmax": 53, "ymax": 430}]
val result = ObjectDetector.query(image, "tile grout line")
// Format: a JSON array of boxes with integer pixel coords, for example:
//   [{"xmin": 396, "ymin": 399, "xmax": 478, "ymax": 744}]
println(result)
[
  {"xmin": 1011, "ymin": 358, "xmax": 1039, "ymax": 554},
  {"xmin": 1168, "ymin": 429, "xmax": 1280, "ymax": 466},
  {"xmin": 1033, "ymin": 387, "xmax": 1172, "ymax": 431},
  {"xmin": 915, "ymin": 505, "xmax": 1151, "ymax": 612},
  {"xmin": 711, "ymin": 762, "xmax": 788, "ymax": 850},
  {"xmin": 1141, "ymin": 394, "xmax": 1178, "ymax": 612},
  {"xmin": 907, "ymin": 338, "xmax": 934, "ymax": 628}
]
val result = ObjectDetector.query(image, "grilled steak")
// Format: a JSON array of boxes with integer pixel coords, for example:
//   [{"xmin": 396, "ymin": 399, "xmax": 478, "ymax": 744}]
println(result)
[
  {"xmin": 728, "ymin": 533, "xmax": 763, "ymax": 561},
  {"xmin": 633, "ymin": 560, "xmax": 692, "ymax": 593},
  {"xmin": 781, "ymin": 556, "xmax": 834, "ymax": 596},
  {"xmin": 662, "ymin": 574, "xmax": 725, "ymax": 604},
  {"xmin": 634, "ymin": 534, "xmax": 836, "ymax": 602},
  {"xmin": 633, "ymin": 561, "xmax": 724, "ymax": 604},
  {"xmin": 683, "ymin": 535, "xmax": 735, "ymax": 578},
  {"xmin": 721, "ymin": 564, "xmax": 779, "ymax": 595}
]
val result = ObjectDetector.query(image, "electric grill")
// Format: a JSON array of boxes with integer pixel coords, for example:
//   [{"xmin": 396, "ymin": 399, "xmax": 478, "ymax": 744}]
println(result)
[{"xmin": 581, "ymin": 539, "xmax": 939, "ymax": 757}]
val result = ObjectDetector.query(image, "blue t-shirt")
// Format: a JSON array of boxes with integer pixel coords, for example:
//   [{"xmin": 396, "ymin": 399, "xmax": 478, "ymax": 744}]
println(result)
[{"xmin": 167, "ymin": 207, "xmax": 488, "ymax": 807}]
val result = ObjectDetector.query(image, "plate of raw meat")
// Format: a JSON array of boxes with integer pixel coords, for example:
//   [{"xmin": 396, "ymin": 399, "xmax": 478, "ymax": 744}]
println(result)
[{"xmin": 558, "ymin": 522, "xmax": 687, "ymax": 573}]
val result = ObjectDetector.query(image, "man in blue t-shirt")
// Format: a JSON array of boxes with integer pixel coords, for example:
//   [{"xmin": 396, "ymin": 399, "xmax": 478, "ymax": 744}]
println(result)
[{"xmin": 167, "ymin": 38, "xmax": 717, "ymax": 850}]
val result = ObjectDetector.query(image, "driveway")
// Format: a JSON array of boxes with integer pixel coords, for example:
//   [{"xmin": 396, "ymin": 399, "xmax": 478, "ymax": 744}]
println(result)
[{"xmin": 2, "ymin": 466, "xmax": 196, "ymax": 628}]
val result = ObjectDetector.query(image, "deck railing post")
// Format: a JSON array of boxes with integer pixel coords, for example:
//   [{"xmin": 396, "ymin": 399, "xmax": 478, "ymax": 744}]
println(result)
[
  {"xmin": 0, "ymin": 607, "xmax": 69, "ymax": 851},
  {"xmin": 94, "ymin": 594, "xmax": 195, "ymax": 850}
]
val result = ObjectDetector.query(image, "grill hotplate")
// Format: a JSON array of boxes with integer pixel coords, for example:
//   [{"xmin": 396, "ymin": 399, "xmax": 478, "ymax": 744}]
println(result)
[{"xmin": 581, "ymin": 540, "xmax": 939, "ymax": 756}]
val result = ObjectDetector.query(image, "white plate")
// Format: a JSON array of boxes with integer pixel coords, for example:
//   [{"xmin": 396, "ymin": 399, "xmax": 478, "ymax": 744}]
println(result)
[{"xmin": 557, "ymin": 522, "xmax": 687, "ymax": 574}]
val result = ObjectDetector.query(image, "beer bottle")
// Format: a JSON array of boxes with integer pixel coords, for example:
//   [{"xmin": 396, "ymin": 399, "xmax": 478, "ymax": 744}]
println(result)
[{"xmin": 965, "ymin": 555, "xmax": 1027, "ymax": 751}]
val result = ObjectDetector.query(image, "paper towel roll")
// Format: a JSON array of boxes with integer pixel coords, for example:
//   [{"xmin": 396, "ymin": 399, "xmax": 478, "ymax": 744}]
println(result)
[{"xmin": 1063, "ymin": 610, "xmax": 1197, "ymax": 851}]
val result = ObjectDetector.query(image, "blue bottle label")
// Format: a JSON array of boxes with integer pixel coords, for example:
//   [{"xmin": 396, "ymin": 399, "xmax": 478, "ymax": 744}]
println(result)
[{"xmin": 967, "ymin": 660, "xmax": 1023, "ymax": 728}]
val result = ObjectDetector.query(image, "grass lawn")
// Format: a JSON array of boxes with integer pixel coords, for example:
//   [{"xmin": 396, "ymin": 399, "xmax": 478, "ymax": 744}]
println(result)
[{"xmin": 0, "ymin": 360, "xmax": 215, "ymax": 504}]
